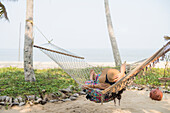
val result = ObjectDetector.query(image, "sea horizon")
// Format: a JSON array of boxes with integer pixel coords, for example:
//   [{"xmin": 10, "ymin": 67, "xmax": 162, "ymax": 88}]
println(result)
[{"xmin": 0, "ymin": 48, "xmax": 159, "ymax": 63}]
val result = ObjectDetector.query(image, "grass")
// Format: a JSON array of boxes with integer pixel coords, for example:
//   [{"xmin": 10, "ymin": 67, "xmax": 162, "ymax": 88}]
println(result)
[
  {"xmin": 134, "ymin": 68, "xmax": 170, "ymax": 86},
  {"xmin": 0, "ymin": 67, "xmax": 78, "ymax": 97},
  {"xmin": 0, "ymin": 67, "xmax": 169, "ymax": 97}
]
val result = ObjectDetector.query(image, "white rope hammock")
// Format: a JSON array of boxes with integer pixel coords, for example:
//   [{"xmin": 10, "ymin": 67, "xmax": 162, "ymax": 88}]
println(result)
[
  {"xmin": 34, "ymin": 43, "xmax": 102, "ymax": 85},
  {"xmin": 33, "ymin": 24, "xmax": 170, "ymax": 104},
  {"xmin": 34, "ymin": 41, "xmax": 169, "ymax": 88},
  {"xmin": 34, "ymin": 41, "xmax": 169, "ymax": 104}
]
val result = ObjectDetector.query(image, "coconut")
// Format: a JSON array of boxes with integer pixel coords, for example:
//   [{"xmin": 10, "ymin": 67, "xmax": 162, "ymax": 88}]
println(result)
[{"xmin": 150, "ymin": 88, "xmax": 163, "ymax": 101}]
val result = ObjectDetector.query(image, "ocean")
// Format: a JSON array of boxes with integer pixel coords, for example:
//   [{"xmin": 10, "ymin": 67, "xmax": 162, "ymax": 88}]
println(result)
[{"xmin": 0, "ymin": 48, "xmax": 158, "ymax": 63}]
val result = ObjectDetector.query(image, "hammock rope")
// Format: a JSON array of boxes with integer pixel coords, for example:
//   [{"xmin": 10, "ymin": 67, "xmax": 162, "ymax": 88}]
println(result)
[
  {"xmin": 34, "ymin": 43, "xmax": 102, "ymax": 85},
  {"xmin": 101, "ymin": 41, "xmax": 170, "ymax": 95},
  {"xmin": 34, "ymin": 41, "xmax": 170, "ymax": 104},
  {"xmin": 31, "ymin": 20, "xmax": 170, "ymax": 104}
]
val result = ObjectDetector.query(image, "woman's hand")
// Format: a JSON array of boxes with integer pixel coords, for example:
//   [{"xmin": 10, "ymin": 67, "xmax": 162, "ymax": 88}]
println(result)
[
  {"xmin": 113, "ymin": 73, "xmax": 125, "ymax": 82},
  {"xmin": 82, "ymin": 84, "xmax": 90, "ymax": 89}
]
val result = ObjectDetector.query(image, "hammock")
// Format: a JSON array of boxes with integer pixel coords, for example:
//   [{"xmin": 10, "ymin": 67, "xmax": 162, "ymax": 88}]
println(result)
[
  {"xmin": 34, "ymin": 43, "xmax": 102, "ymax": 85},
  {"xmin": 34, "ymin": 41, "xmax": 170, "ymax": 104}
]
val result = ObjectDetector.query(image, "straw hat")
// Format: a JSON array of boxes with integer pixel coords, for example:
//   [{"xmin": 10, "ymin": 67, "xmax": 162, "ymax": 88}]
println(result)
[{"xmin": 98, "ymin": 68, "xmax": 120, "ymax": 83}]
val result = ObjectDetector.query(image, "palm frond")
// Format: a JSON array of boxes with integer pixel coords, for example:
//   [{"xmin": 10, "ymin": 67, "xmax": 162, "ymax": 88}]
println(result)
[
  {"xmin": 164, "ymin": 36, "xmax": 170, "ymax": 41},
  {"xmin": 0, "ymin": 2, "xmax": 9, "ymax": 20}
]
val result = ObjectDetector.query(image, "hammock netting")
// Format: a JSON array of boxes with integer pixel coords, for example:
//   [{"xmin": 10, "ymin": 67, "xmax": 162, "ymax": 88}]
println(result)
[
  {"xmin": 34, "ymin": 43, "xmax": 102, "ymax": 85},
  {"xmin": 34, "ymin": 41, "xmax": 170, "ymax": 104}
]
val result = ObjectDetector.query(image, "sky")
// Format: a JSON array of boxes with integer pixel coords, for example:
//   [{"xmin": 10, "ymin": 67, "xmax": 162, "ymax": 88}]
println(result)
[{"xmin": 0, "ymin": 0, "xmax": 170, "ymax": 51}]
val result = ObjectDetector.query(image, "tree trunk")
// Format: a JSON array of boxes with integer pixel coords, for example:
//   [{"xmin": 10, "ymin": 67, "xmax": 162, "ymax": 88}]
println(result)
[
  {"xmin": 104, "ymin": 0, "xmax": 122, "ymax": 66},
  {"xmin": 24, "ymin": 0, "xmax": 36, "ymax": 82}
]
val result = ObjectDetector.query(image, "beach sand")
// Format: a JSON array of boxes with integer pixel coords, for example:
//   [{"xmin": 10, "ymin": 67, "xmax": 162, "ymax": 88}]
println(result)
[
  {"xmin": 0, "ymin": 62, "xmax": 169, "ymax": 113},
  {"xmin": 0, "ymin": 90, "xmax": 170, "ymax": 113},
  {"xmin": 0, "ymin": 61, "xmax": 168, "ymax": 69}
]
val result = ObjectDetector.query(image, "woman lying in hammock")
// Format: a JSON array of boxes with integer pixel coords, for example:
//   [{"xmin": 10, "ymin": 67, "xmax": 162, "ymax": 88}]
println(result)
[{"xmin": 83, "ymin": 62, "xmax": 126, "ymax": 90}]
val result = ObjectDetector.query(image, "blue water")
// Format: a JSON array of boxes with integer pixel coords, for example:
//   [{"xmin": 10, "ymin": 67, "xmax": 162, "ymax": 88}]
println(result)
[{"xmin": 0, "ymin": 48, "xmax": 158, "ymax": 62}]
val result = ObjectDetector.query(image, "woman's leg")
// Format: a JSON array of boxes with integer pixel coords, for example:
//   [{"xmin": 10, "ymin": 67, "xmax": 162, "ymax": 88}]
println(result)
[{"xmin": 90, "ymin": 69, "xmax": 97, "ymax": 81}]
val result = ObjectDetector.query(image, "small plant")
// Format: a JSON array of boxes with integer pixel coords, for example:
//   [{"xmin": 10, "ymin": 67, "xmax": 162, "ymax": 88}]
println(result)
[
  {"xmin": 164, "ymin": 54, "xmax": 170, "ymax": 78},
  {"xmin": 5, "ymin": 104, "xmax": 9, "ymax": 110},
  {"xmin": 134, "ymin": 68, "xmax": 170, "ymax": 86},
  {"xmin": 0, "ymin": 67, "xmax": 78, "ymax": 97}
]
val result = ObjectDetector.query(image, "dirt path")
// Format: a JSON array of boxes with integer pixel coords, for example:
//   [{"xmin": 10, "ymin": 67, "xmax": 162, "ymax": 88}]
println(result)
[{"xmin": 0, "ymin": 90, "xmax": 170, "ymax": 113}]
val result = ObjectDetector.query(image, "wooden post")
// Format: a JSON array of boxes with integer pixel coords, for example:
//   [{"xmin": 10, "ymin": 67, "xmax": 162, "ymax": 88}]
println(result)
[
  {"xmin": 101, "ymin": 94, "xmax": 104, "ymax": 105},
  {"xmin": 18, "ymin": 22, "xmax": 21, "ymax": 61}
]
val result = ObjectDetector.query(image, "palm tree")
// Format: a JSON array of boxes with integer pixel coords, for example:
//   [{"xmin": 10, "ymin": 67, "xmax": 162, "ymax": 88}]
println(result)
[
  {"xmin": 24, "ymin": 0, "xmax": 36, "ymax": 82},
  {"xmin": 0, "ymin": 0, "xmax": 36, "ymax": 82},
  {"xmin": 104, "ymin": 0, "xmax": 122, "ymax": 66},
  {"xmin": 0, "ymin": 1, "xmax": 9, "ymax": 20}
]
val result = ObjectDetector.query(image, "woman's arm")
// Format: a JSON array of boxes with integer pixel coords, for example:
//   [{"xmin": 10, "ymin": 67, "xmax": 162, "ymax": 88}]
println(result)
[
  {"xmin": 95, "ymin": 83, "xmax": 110, "ymax": 89},
  {"xmin": 82, "ymin": 83, "xmax": 110, "ymax": 90},
  {"xmin": 112, "ymin": 62, "xmax": 126, "ymax": 82}
]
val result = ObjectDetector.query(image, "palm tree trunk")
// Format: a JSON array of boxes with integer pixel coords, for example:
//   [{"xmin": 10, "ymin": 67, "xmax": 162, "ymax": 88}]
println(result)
[
  {"xmin": 104, "ymin": 0, "xmax": 122, "ymax": 66},
  {"xmin": 24, "ymin": 0, "xmax": 36, "ymax": 82}
]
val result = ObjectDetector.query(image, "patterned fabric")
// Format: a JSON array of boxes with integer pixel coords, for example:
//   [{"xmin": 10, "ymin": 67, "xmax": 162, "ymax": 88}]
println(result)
[
  {"xmin": 86, "ymin": 88, "xmax": 115, "ymax": 103},
  {"xmin": 85, "ymin": 73, "xmax": 114, "ymax": 103},
  {"xmin": 85, "ymin": 73, "xmax": 101, "ymax": 85},
  {"xmin": 85, "ymin": 80, "xmax": 95, "ymax": 85},
  {"xmin": 95, "ymin": 73, "xmax": 101, "ymax": 84}
]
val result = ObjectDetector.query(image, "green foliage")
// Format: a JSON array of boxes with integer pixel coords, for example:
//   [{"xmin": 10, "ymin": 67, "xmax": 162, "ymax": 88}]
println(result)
[
  {"xmin": 0, "ymin": 2, "xmax": 9, "ymax": 20},
  {"xmin": 134, "ymin": 68, "xmax": 170, "ymax": 86},
  {"xmin": 1, "ymin": 67, "xmax": 169, "ymax": 97},
  {"xmin": 0, "ymin": 67, "xmax": 78, "ymax": 97}
]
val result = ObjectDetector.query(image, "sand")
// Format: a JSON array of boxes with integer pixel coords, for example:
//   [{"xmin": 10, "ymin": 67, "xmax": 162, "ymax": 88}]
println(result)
[
  {"xmin": 0, "ymin": 62, "xmax": 169, "ymax": 113},
  {"xmin": 0, "ymin": 61, "xmax": 168, "ymax": 69},
  {"xmin": 0, "ymin": 90, "xmax": 170, "ymax": 113}
]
